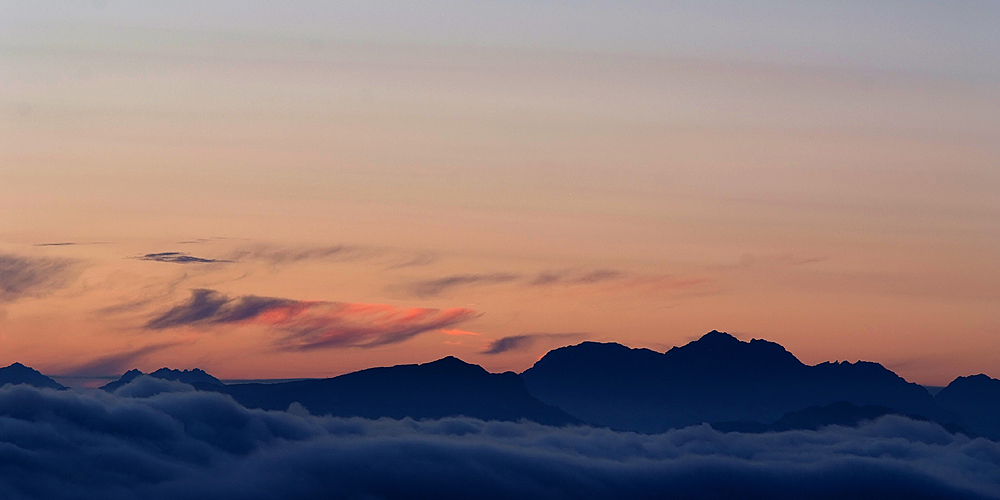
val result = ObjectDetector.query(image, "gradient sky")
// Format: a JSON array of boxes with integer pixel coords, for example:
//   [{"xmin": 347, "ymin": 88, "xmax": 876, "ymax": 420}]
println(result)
[{"xmin": 2, "ymin": 0, "xmax": 998, "ymax": 386}]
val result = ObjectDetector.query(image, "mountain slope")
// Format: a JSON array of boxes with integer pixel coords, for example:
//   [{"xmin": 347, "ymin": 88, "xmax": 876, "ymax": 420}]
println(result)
[
  {"xmin": 100, "ymin": 367, "xmax": 224, "ymax": 392},
  {"xmin": 0, "ymin": 362, "xmax": 65, "ymax": 390},
  {"xmin": 101, "ymin": 357, "xmax": 579, "ymax": 426},
  {"xmin": 223, "ymin": 356, "xmax": 579, "ymax": 426},
  {"xmin": 936, "ymin": 374, "xmax": 1000, "ymax": 439}
]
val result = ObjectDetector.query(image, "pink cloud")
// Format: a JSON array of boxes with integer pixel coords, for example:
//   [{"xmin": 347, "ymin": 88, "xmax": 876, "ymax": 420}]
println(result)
[
  {"xmin": 439, "ymin": 329, "xmax": 482, "ymax": 337},
  {"xmin": 146, "ymin": 289, "xmax": 480, "ymax": 350}
]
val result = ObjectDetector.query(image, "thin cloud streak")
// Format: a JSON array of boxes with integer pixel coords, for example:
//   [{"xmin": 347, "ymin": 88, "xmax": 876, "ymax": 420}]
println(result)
[
  {"xmin": 408, "ymin": 273, "xmax": 521, "ymax": 298},
  {"xmin": 146, "ymin": 289, "xmax": 303, "ymax": 329},
  {"xmin": 0, "ymin": 253, "xmax": 80, "ymax": 302},
  {"xmin": 529, "ymin": 269, "xmax": 625, "ymax": 286},
  {"xmin": 136, "ymin": 252, "xmax": 231, "ymax": 264},
  {"xmin": 97, "ymin": 273, "xmax": 191, "ymax": 316},
  {"xmin": 482, "ymin": 333, "xmax": 585, "ymax": 355},
  {"xmin": 386, "ymin": 252, "xmax": 438, "ymax": 269},
  {"xmin": 60, "ymin": 342, "xmax": 182, "ymax": 377},
  {"xmin": 147, "ymin": 289, "xmax": 480, "ymax": 350},
  {"xmin": 482, "ymin": 335, "xmax": 536, "ymax": 354},
  {"xmin": 403, "ymin": 268, "xmax": 711, "ymax": 298},
  {"xmin": 32, "ymin": 242, "xmax": 110, "ymax": 247},
  {"xmin": 275, "ymin": 304, "xmax": 481, "ymax": 350},
  {"xmin": 228, "ymin": 244, "xmax": 373, "ymax": 264}
]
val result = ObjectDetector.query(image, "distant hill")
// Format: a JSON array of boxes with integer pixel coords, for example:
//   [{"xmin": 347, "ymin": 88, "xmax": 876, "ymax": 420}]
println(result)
[
  {"xmin": 521, "ymin": 331, "xmax": 955, "ymax": 433},
  {"xmin": 0, "ymin": 362, "xmax": 65, "ymax": 390},
  {"xmin": 101, "ymin": 367, "xmax": 224, "ymax": 392},
  {"xmin": 222, "ymin": 356, "xmax": 579, "ymax": 426},
  {"xmin": 936, "ymin": 374, "xmax": 1000, "ymax": 440},
  {"xmin": 101, "ymin": 357, "xmax": 579, "ymax": 426}
]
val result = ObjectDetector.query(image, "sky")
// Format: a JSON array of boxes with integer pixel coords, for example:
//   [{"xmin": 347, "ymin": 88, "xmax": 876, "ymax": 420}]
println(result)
[{"xmin": 1, "ymin": 0, "xmax": 998, "ymax": 386}]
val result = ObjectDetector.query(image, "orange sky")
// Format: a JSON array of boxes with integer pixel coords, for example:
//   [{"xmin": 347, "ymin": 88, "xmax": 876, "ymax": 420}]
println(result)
[{"xmin": 1, "ymin": 1, "xmax": 998, "ymax": 386}]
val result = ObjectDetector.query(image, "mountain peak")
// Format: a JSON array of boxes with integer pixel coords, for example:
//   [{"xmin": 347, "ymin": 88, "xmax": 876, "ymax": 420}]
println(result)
[
  {"xmin": 149, "ymin": 367, "xmax": 225, "ymax": 386},
  {"xmin": 102, "ymin": 367, "xmax": 224, "ymax": 392},
  {"xmin": 422, "ymin": 356, "xmax": 488, "ymax": 375},
  {"xmin": 431, "ymin": 355, "xmax": 465, "ymax": 364},
  {"xmin": 663, "ymin": 331, "xmax": 803, "ymax": 370},
  {"xmin": 0, "ymin": 362, "xmax": 65, "ymax": 390},
  {"xmin": 694, "ymin": 330, "xmax": 741, "ymax": 345}
]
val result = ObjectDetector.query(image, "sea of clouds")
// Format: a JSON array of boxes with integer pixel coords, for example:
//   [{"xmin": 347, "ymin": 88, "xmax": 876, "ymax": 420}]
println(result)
[{"xmin": 1, "ymin": 376, "xmax": 998, "ymax": 500}]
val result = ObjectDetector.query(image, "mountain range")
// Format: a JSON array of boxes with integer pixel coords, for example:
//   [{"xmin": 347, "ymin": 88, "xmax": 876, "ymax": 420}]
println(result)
[
  {"xmin": 520, "ymin": 331, "xmax": 952, "ymax": 432},
  {"xmin": 2, "ymin": 331, "xmax": 998, "ymax": 439}
]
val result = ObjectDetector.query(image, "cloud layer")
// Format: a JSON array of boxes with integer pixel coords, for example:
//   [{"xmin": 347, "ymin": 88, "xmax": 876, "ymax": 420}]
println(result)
[
  {"xmin": 147, "ymin": 289, "xmax": 479, "ymax": 349},
  {"xmin": 0, "ymin": 253, "xmax": 78, "ymax": 302},
  {"xmin": 0, "ymin": 381, "xmax": 997, "ymax": 500}
]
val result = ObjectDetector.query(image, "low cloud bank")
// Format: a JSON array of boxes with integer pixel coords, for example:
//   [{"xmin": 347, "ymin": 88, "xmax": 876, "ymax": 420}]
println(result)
[{"xmin": 0, "ymin": 378, "xmax": 997, "ymax": 500}]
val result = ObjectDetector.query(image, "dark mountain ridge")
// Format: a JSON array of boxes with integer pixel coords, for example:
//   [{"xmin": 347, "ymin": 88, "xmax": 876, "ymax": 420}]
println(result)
[
  {"xmin": 10, "ymin": 331, "xmax": 997, "ymax": 439},
  {"xmin": 100, "ymin": 367, "xmax": 224, "ymax": 392},
  {"xmin": 100, "ymin": 356, "xmax": 578, "ymax": 426},
  {"xmin": 935, "ymin": 374, "xmax": 1000, "ymax": 440},
  {"xmin": 0, "ymin": 362, "xmax": 65, "ymax": 390},
  {"xmin": 521, "ymin": 331, "xmax": 955, "ymax": 433}
]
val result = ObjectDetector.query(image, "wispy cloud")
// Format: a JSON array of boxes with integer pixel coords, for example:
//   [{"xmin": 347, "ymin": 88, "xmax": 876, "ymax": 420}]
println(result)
[
  {"xmin": 227, "ymin": 245, "xmax": 372, "ymax": 265},
  {"xmin": 175, "ymin": 237, "xmax": 246, "ymax": 245},
  {"xmin": 710, "ymin": 253, "xmax": 829, "ymax": 271},
  {"xmin": 402, "ymin": 268, "xmax": 710, "ymax": 298},
  {"xmin": 97, "ymin": 273, "xmax": 191, "ymax": 316},
  {"xmin": 0, "ymin": 253, "xmax": 80, "ymax": 302},
  {"xmin": 481, "ymin": 333, "xmax": 584, "ymax": 355},
  {"xmin": 386, "ymin": 252, "xmax": 438, "ymax": 269},
  {"xmin": 146, "ymin": 289, "xmax": 303, "ymax": 329},
  {"xmin": 61, "ymin": 342, "xmax": 181, "ymax": 377},
  {"xmin": 33, "ymin": 242, "xmax": 109, "ymax": 247},
  {"xmin": 136, "ymin": 252, "xmax": 231, "ymax": 264},
  {"xmin": 147, "ymin": 289, "xmax": 480, "ymax": 350},
  {"xmin": 528, "ymin": 269, "xmax": 625, "ymax": 286},
  {"xmin": 275, "ymin": 304, "xmax": 481, "ymax": 350},
  {"xmin": 439, "ymin": 329, "xmax": 481, "ymax": 337},
  {"xmin": 227, "ymin": 243, "xmax": 437, "ymax": 270},
  {"xmin": 408, "ymin": 273, "xmax": 521, "ymax": 298}
]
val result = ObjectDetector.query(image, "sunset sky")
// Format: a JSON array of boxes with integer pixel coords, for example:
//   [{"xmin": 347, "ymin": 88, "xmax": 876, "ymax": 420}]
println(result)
[{"xmin": 2, "ymin": 0, "xmax": 998, "ymax": 386}]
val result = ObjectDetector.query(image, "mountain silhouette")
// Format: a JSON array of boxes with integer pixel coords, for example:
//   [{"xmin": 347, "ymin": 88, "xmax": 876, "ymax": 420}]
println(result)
[
  {"xmin": 521, "ymin": 331, "xmax": 954, "ymax": 433},
  {"xmin": 222, "ymin": 356, "xmax": 578, "ymax": 425},
  {"xmin": 0, "ymin": 362, "xmax": 65, "ymax": 389},
  {"xmin": 100, "ymin": 367, "xmax": 224, "ymax": 392},
  {"xmin": 935, "ymin": 374, "xmax": 1000, "ymax": 440},
  {"xmin": 101, "ymin": 357, "xmax": 579, "ymax": 426}
]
